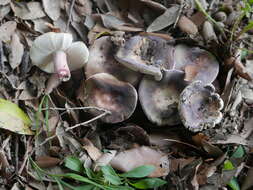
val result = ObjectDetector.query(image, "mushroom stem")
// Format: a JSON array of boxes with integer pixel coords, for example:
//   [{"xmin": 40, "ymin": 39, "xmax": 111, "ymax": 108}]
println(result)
[{"xmin": 53, "ymin": 50, "xmax": 71, "ymax": 81}]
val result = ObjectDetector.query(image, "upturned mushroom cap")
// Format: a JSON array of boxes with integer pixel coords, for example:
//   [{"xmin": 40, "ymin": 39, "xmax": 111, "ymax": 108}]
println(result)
[
  {"xmin": 82, "ymin": 73, "xmax": 138, "ymax": 123},
  {"xmin": 86, "ymin": 36, "xmax": 141, "ymax": 86},
  {"xmin": 178, "ymin": 81, "xmax": 224, "ymax": 132},
  {"xmin": 139, "ymin": 70, "xmax": 188, "ymax": 126},
  {"xmin": 174, "ymin": 44, "xmax": 219, "ymax": 84},
  {"xmin": 30, "ymin": 32, "xmax": 89, "ymax": 73},
  {"xmin": 115, "ymin": 35, "xmax": 175, "ymax": 81}
]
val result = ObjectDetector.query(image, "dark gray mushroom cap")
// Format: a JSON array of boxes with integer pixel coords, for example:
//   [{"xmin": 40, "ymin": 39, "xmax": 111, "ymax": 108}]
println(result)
[
  {"xmin": 86, "ymin": 36, "xmax": 141, "ymax": 86},
  {"xmin": 174, "ymin": 44, "xmax": 219, "ymax": 84},
  {"xmin": 115, "ymin": 35, "xmax": 175, "ymax": 81},
  {"xmin": 139, "ymin": 69, "xmax": 188, "ymax": 126},
  {"xmin": 178, "ymin": 81, "xmax": 224, "ymax": 132},
  {"xmin": 83, "ymin": 73, "xmax": 138, "ymax": 123}
]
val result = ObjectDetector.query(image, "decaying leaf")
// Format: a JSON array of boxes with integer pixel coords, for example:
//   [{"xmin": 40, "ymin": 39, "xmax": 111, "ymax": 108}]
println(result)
[
  {"xmin": 0, "ymin": 98, "xmax": 33, "ymax": 135},
  {"xmin": 0, "ymin": 21, "xmax": 17, "ymax": 42},
  {"xmin": 42, "ymin": 0, "xmax": 61, "ymax": 21},
  {"xmin": 146, "ymin": 5, "xmax": 179, "ymax": 32},
  {"xmin": 82, "ymin": 138, "xmax": 102, "ymax": 161},
  {"xmin": 9, "ymin": 33, "xmax": 24, "ymax": 69},
  {"xmin": 11, "ymin": 2, "xmax": 46, "ymax": 20},
  {"xmin": 35, "ymin": 156, "xmax": 61, "ymax": 168},
  {"xmin": 110, "ymin": 146, "xmax": 170, "ymax": 177}
]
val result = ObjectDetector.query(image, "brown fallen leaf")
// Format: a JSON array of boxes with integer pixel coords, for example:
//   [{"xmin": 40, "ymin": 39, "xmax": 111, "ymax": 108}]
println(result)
[
  {"xmin": 82, "ymin": 138, "xmax": 102, "ymax": 161},
  {"xmin": 35, "ymin": 156, "xmax": 61, "ymax": 168},
  {"xmin": 177, "ymin": 15, "xmax": 198, "ymax": 35},
  {"xmin": 110, "ymin": 146, "xmax": 170, "ymax": 177}
]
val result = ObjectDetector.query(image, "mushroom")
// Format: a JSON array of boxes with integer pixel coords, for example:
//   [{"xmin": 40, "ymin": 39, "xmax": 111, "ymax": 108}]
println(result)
[
  {"xmin": 139, "ymin": 70, "xmax": 188, "ymax": 126},
  {"xmin": 82, "ymin": 73, "xmax": 138, "ymax": 123},
  {"xmin": 86, "ymin": 36, "xmax": 141, "ymax": 86},
  {"xmin": 115, "ymin": 35, "xmax": 175, "ymax": 81},
  {"xmin": 30, "ymin": 32, "xmax": 89, "ymax": 82},
  {"xmin": 174, "ymin": 44, "xmax": 219, "ymax": 84},
  {"xmin": 178, "ymin": 81, "xmax": 224, "ymax": 132}
]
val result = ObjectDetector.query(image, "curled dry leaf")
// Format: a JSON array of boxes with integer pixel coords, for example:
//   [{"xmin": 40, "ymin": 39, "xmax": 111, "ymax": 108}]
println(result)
[
  {"xmin": 0, "ymin": 21, "xmax": 17, "ymax": 42},
  {"xmin": 146, "ymin": 5, "xmax": 180, "ymax": 32},
  {"xmin": 10, "ymin": 2, "xmax": 46, "ymax": 20},
  {"xmin": 110, "ymin": 146, "xmax": 170, "ymax": 177},
  {"xmin": 179, "ymin": 81, "xmax": 224, "ymax": 132},
  {"xmin": 9, "ymin": 33, "xmax": 24, "ymax": 69}
]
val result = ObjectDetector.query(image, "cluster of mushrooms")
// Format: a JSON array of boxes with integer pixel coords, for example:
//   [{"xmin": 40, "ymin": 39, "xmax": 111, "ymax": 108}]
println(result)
[{"xmin": 30, "ymin": 32, "xmax": 224, "ymax": 132}]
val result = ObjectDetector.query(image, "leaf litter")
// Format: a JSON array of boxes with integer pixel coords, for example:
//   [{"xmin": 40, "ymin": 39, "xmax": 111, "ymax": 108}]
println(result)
[{"xmin": 1, "ymin": 0, "xmax": 253, "ymax": 189}]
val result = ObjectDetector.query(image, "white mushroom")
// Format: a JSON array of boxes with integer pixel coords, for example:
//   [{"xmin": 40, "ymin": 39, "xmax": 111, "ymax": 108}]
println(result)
[{"xmin": 30, "ymin": 32, "xmax": 89, "ymax": 81}]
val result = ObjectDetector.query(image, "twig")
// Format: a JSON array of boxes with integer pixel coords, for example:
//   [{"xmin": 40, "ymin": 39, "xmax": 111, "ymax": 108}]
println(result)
[
  {"xmin": 37, "ymin": 111, "xmax": 110, "ymax": 148},
  {"xmin": 164, "ymin": 138, "xmax": 200, "ymax": 150},
  {"xmin": 65, "ymin": 0, "xmax": 76, "ymax": 32},
  {"xmin": 41, "ymin": 106, "xmax": 109, "ymax": 113},
  {"xmin": 173, "ymin": 0, "xmax": 184, "ymax": 28}
]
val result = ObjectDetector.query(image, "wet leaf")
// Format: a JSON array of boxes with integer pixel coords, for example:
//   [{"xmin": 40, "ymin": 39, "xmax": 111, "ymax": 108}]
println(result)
[
  {"xmin": 131, "ymin": 178, "xmax": 167, "ymax": 189},
  {"xmin": 147, "ymin": 5, "xmax": 179, "ymax": 32},
  {"xmin": 120, "ymin": 165, "xmax": 155, "ymax": 178},
  {"xmin": 0, "ymin": 98, "xmax": 33, "ymax": 135}
]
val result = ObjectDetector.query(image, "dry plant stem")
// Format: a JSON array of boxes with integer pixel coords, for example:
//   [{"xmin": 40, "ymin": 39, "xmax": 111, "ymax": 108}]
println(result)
[
  {"xmin": 41, "ymin": 106, "xmax": 109, "ymax": 112},
  {"xmin": 65, "ymin": 0, "xmax": 76, "ymax": 32},
  {"xmin": 53, "ymin": 51, "xmax": 71, "ymax": 82},
  {"xmin": 37, "ymin": 111, "xmax": 111, "ymax": 148}
]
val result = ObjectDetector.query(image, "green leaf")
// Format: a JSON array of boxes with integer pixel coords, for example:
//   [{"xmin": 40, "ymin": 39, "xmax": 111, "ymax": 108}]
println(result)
[
  {"xmin": 223, "ymin": 160, "xmax": 235, "ymax": 170},
  {"xmin": 131, "ymin": 178, "xmax": 167, "ymax": 189},
  {"xmin": 231, "ymin": 146, "xmax": 245, "ymax": 158},
  {"xmin": 84, "ymin": 167, "xmax": 95, "ymax": 179},
  {"xmin": 120, "ymin": 165, "xmax": 155, "ymax": 178},
  {"xmin": 0, "ymin": 98, "xmax": 33, "ymax": 135},
  {"xmin": 74, "ymin": 184, "xmax": 96, "ymax": 190},
  {"xmin": 64, "ymin": 156, "xmax": 83, "ymax": 173},
  {"xmin": 228, "ymin": 177, "xmax": 240, "ymax": 190},
  {"xmin": 100, "ymin": 165, "xmax": 122, "ymax": 185}
]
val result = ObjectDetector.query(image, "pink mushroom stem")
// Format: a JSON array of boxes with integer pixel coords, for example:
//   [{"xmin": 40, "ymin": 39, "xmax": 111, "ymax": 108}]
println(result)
[{"xmin": 53, "ymin": 50, "xmax": 71, "ymax": 81}]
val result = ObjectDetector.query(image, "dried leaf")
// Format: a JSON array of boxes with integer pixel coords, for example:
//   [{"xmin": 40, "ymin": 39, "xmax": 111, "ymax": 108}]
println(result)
[
  {"xmin": 0, "ymin": 21, "xmax": 17, "ymax": 42},
  {"xmin": 9, "ymin": 33, "xmax": 24, "ymax": 69},
  {"xmin": 146, "ymin": 5, "xmax": 179, "ymax": 32},
  {"xmin": 0, "ymin": 5, "xmax": 11, "ymax": 20},
  {"xmin": 42, "ymin": 0, "xmax": 61, "ymax": 21},
  {"xmin": 0, "ymin": 0, "xmax": 10, "ymax": 6},
  {"xmin": 82, "ymin": 138, "xmax": 102, "ymax": 161},
  {"xmin": 110, "ymin": 146, "xmax": 170, "ymax": 177},
  {"xmin": 11, "ymin": 2, "xmax": 45, "ymax": 20},
  {"xmin": 0, "ymin": 98, "xmax": 33, "ymax": 135},
  {"xmin": 35, "ymin": 156, "xmax": 61, "ymax": 168}
]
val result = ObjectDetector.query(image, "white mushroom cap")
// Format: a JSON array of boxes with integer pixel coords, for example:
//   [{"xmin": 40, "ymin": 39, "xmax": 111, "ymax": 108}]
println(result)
[{"xmin": 30, "ymin": 32, "xmax": 89, "ymax": 73}]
